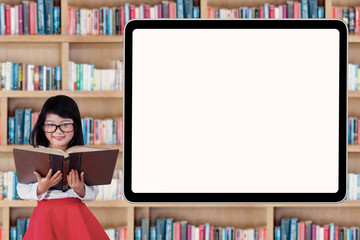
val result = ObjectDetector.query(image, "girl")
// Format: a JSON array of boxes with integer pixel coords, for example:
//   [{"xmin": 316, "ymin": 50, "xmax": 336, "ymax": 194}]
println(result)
[{"xmin": 17, "ymin": 95, "xmax": 110, "ymax": 240}]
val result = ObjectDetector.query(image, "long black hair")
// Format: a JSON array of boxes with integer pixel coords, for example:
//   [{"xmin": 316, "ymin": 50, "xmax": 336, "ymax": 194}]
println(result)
[{"xmin": 30, "ymin": 95, "xmax": 84, "ymax": 148}]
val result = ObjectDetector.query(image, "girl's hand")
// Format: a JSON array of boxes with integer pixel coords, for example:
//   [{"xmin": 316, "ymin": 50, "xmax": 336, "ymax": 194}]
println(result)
[
  {"xmin": 34, "ymin": 169, "xmax": 62, "ymax": 196},
  {"xmin": 67, "ymin": 170, "xmax": 85, "ymax": 198}
]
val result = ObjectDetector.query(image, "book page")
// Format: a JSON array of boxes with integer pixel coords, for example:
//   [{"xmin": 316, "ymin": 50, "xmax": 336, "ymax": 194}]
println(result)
[{"xmin": 14, "ymin": 146, "xmax": 67, "ymax": 157}]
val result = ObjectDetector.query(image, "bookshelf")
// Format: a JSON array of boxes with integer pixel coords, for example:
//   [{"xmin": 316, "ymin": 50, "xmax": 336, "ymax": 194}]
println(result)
[{"xmin": 0, "ymin": 0, "xmax": 356, "ymax": 239}]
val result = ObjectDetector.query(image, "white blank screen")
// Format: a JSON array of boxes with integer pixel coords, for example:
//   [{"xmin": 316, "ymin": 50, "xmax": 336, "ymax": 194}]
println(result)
[{"xmin": 131, "ymin": 29, "xmax": 339, "ymax": 193}]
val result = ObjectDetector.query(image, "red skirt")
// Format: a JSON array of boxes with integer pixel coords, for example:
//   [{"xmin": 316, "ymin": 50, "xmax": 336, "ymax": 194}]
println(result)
[{"xmin": 23, "ymin": 198, "xmax": 110, "ymax": 240}]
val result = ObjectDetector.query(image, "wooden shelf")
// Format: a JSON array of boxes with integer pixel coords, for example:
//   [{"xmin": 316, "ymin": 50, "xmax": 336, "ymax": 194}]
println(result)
[
  {"xmin": 348, "ymin": 145, "xmax": 360, "ymax": 152},
  {"xmin": 349, "ymin": 91, "xmax": 360, "ymax": 98},
  {"xmin": 2, "ymin": 200, "xmax": 360, "ymax": 208}
]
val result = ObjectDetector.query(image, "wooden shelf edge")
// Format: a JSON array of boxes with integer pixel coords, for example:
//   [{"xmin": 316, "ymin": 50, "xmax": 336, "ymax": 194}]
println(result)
[
  {"xmin": 348, "ymin": 145, "xmax": 360, "ymax": 152},
  {"xmin": 349, "ymin": 91, "xmax": 360, "ymax": 98},
  {"xmin": 0, "ymin": 200, "xmax": 358, "ymax": 207}
]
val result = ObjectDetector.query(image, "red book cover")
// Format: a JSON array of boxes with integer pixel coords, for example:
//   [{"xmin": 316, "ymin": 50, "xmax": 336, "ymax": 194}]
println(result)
[
  {"xmin": 355, "ymin": 8, "xmax": 360, "ymax": 34},
  {"xmin": 335, "ymin": 227, "xmax": 339, "ymax": 240},
  {"xmin": 299, "ymin": 222, "xmax": 306, "ymax": 240},
  {"xmin": 334, "ymin": 8, "xmax": 342, "ymax": 19},
  {"xmin": 264, "ymin": 227, "xmax": 267, "ymax": 240},
  {"xmin": 323, "ymin": 225, "xmax": 330, "ymax": 240},
  {"xmin": 144, "ymin": 5, "xmax": 151, "ymax": 18},
  {"xmin": 130, "ymin": 5, "xmax": 136, "ymax": 20},
  {"xmin": 293, "ymin": 2, "xmax": 300, "ymax": 18},
  {"xmin": 210, "ymin": 227, "xmax": 214, "ymax": 240},
  {"xmin": 260, "ymin": 6, "xmax": 264, "ymax": 18},
  {"xmin": 174, "ymin": 222, "xmax": 181, "ymax": 240},
  {"xmin": 158, "ymin": 5, "xmax": 163, "ymax": 18},
  {"xmin": 67, "ymin": 7, "xmax": 71, "ymax": 34},
  {"xmin": 283, "ymin": 5, "xmax": 288, "ymax": 18},
  {"xmin": 34, "ymin": 66, "xmax": 39, "ymax": 90},
  {"xmin": 95, "ymin": 9, "xmax": 100, "ymax": 35},
  {"xmin": 332, "ymin": 7, "xmax": 335, "ymax": 18},
  {"xmin": 22, "ymin": 63, "xmax": 26, "ymax": 90},
  {"xmin": 29, "ymin": 2, "xmax": 36, "ymax": 35},
  {"xmin": 207, "ymin": 7, "xmax": 210, "ymax": 18},
  {"xmin": 169, "ymin": 2, "xmax": 176, "ymax": 18},
  {"xmin": 124, "ymin": 227, "xmax": 127, "ymax": 240},
  {"xmin": 72, "ymin": 8, "xmax": 77, "ymax": 35},
  {"xmin": 120, "ymin": 7, "xmax": 125, "ymax": 34},
  {"xmin": 199, "ymin": 225, "xmax": 205, "ymax": 240},
  {"xmin": 5, "ymin": 5, "xmax": 11, "ymax": 35},
  {"xmin": 311, "ymin": 225, "xmax": 317, "ymax": 240},
  {"xmin": 269, "ymin": 5, "xmax": 275, "ymax": 18},
  {"xmin": 18, "ymin": 5, "xmax": 23, "ymax": 34},
  {"xmin": 32, "ymin": 112, "xmax": 39, "ymax": 130}
]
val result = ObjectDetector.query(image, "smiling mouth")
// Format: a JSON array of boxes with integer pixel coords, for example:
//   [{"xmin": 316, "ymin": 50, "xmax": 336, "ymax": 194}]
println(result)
[{"xmin": 53, "ymin": 136, "xmax": 65, "ymax": 140}]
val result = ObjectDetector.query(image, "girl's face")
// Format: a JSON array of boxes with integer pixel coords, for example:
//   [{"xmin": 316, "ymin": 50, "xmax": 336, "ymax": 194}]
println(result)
[{"xmin": 44, "ymin": 113, "xmax": 74, "ymax": 151}]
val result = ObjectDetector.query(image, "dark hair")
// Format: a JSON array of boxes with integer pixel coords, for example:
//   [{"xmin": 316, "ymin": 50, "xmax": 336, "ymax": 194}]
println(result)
[{"xmin": 30, "ymin": 95, "xmax": 84, "ymax": 148}]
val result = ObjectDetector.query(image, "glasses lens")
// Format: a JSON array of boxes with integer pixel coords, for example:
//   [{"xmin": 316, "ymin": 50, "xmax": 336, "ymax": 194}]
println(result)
[
  {"xmin": 43, "ymin": 124, "xmax": 56, "ymax": 133},
  {"xmin": 60, "ymin": 123, "xmax": 74, "ymax": 132}
]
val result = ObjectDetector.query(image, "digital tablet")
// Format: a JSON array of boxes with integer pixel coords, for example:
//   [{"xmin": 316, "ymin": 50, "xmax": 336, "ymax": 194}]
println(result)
[{"xmin": 124, "ymin": 19, "xmax": 347, "ymax": 203}]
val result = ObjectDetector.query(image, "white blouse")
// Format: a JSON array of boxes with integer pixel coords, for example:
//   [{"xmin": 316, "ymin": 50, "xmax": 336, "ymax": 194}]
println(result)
[
  {"xmin": 17, "ymin": 182, "xmax": 98, "ymax": 201},
  {"xmin": 16, "ymin": 145, "xmax": 98, "ymax": 201}
]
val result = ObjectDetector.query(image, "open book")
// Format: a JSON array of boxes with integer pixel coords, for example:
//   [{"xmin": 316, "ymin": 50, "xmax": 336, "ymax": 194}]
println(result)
[{"xmin": 13, "ymin": 146, "xmax": 119, "ymax": 191}]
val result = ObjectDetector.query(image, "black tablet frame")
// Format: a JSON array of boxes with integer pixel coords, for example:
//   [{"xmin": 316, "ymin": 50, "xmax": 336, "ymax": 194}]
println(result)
[{"xmin": 123, "ymin": 19, "xmax": 348, "ymax": 203}]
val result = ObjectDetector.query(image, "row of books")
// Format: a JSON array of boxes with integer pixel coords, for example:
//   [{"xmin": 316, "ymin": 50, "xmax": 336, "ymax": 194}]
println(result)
[
  {"xmin": 8, "ymin": 109, "xmax": 39, "ymax": 145},
  {"xmin": 276, "ymin": 218, "xmax": 360, "ymax": 240},
  {"xmin": 0, "ymin": 0, "xmax": 60, "ymax": 35},
  {"xmin": 0, "ymin": 171, "xmax": 19, "ymax": 200},
  {"xmin": 68, "ymin": 1, "xmax": 199, "ymax": 35},
  {"xmin": 136, "ymin": 218, "xmax": 267, "ymax": 240},
  {"xmin": 68, "ymin": 60, "xmax": 123, "ymax": 91},
  {"xmin": 10, "ymin": 220, "xmax": 127, "ymax": 240},
  {"xmin": 348, "ymin": 117, "xmax": 359, "ymax": 145},
  {"xmin": 207, "ymin": 1, "xmax": 324, "ymax": 19},
  {"xmin": 332, "ymin": 7, "xmax": 360, "ymax": 34},
  {"xmin": 346, "ymin": 173, "xmax": 360, "ymax": 201},
  {"xmin": 96, "ymin": 170, "xmax": 123, "ymax": 201},
  {"xmin": 106, "ymin": 227, "xmax": 128, "ymax": 240},
  {"xmin": 81, "ymin": 117, "xmax": 123, "ymax": 146},
  {"xmin": 348, "ymin": 64, "xmax": 360, "ymax": 91},
  {"xmin": 10, "ymin": 218, "xmax": 29, "ymax": 240},
  {"xmin": 8, "ymin": 108, "xmax": 124, "ymax": 146},
  {"xmin": 0, "ymin": 62, "xmax": 62, "ymax": 91}
]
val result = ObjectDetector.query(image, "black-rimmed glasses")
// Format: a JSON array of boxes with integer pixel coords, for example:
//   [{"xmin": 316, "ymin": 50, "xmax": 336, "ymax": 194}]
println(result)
[{"xmin": 42, "ymin": 123, "xmax": 74, "ymax": 133}]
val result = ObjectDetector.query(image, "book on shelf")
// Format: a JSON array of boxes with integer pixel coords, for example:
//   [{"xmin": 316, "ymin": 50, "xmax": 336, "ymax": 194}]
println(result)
[
  {"xmin": 8, "ymin": 111, "xmax": 123, "ymax": 146},
  {"xmin": 67, "ymin": 1, "xmax": 199, "ymax": 35},
  {"xmin": 0, "ymin": 62, "xmax": 62, "ymax": 91},
  {"xmin": 68, "ymin": 60, "xmax": 123, "ymax": 91},
  {"xmin": 207, "ymin": 1, "xmax": 324, "ymax": 19},
  {"xmin": 0, "ymin": 171, "xmax": 19, "ymax": 200},
  {"xmin": 105, "ymin": 227, "xmax": 128, "ymax": 240},
  {"xmin": 13, "ymin": 145, "xmax": 119, "ymax": 191},
  {"xmin": 0, "ymin": 0, "xmax": 59, "ymax": 35},
  {"xmin": 278, "ymin": 218, "xmax": 360, "ymax": 240},
  {"xmin": 138, "ymin": 218, "xmax": 267, "ymax": 240},
  {"xmin": 8, "ymin": 108, "xmax": 39, "ymax": 145}
]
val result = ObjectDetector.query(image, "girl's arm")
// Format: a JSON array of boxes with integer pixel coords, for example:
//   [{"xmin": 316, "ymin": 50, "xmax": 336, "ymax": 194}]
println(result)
[
  {"xmin": 17, "ymin": 182, "xmax": 47, "ymax": 201},
  {"xmin": 77, "ymin": 184, "xmax": 99, "ymax": 201}
]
